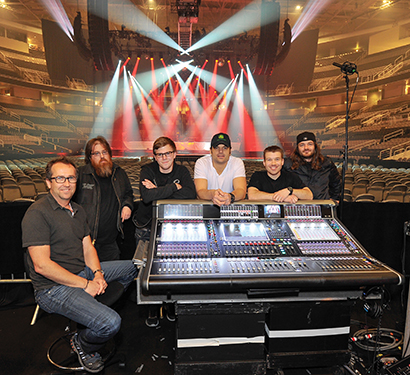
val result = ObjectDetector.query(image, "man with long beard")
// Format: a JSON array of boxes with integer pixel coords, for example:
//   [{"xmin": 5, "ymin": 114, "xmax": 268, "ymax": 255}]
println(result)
[{"xmin": 73, "ymin": 136, "xmax": 134, "ymax": 261}]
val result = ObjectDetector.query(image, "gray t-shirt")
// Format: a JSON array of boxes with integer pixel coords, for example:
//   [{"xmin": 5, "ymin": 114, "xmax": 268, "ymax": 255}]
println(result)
[{"xmin": 22, "ymin": 193, "xmax": 90, "ymax": 291}]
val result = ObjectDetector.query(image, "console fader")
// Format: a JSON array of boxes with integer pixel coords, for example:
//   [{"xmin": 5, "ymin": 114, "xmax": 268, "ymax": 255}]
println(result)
[{"xmin": 141, "ymin": 200, "xmax": 402, "ymax": 296}]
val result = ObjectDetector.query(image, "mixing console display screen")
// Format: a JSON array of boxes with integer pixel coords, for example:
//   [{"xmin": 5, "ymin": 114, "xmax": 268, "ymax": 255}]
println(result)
[
  {"xmin": 287, "ymin": 220, "xmax": 340, "ymax": 241},
  {"xmin": 221, "ymin": 222, "xmax": 269, "ymax": 242},
  {"xmin": 160, "ymin": 222, "xmax": 208, "ymax": 242},
  {"xmin": 163, "ymin": 204, "xmax": 203, "ymax": 219},
  {"xmin": 264, "ymin": 205, "xmax": 281, "ymax": 218}
]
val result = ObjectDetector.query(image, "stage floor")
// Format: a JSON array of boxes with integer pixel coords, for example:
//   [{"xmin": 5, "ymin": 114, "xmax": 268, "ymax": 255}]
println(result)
[{"xmin": 0, "ymin": 282, "xmax": 406, "ymax": 375}]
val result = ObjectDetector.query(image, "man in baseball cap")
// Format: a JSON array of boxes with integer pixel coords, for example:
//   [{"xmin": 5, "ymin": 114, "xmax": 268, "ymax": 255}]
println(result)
[
  {"xmin": 194, "ymin": 133, "xmax": 246, "ymax": 206},
  {"xmin": 210, "ymin": 132, "xmax": 232, "ymax": 148},
  {"xmin": 283, "ymin": 131, "xmax": 341, "ymax": 201}
]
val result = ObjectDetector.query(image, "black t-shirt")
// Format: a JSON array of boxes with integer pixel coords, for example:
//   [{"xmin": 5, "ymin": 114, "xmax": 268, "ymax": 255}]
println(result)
[
  {"xmin": 96, "ymin": 175, "xmax": 119, "ymax": 245},
  {"xmin": 248, "ymin": 169, "xmax": 306, "ymax": 193}
]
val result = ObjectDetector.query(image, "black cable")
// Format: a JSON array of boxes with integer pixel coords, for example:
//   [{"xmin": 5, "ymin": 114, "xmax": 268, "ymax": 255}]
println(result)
[
  {"xmin": 374, "ymin": 313, "xmax": 383, "ymax": 375},
  {"xmin": 353, "ymin": 288, "xmax": 397, "ymax": 374},
  {"xmin": 347, "ymin": 73, "xmax": 359, "ymax": 115}
]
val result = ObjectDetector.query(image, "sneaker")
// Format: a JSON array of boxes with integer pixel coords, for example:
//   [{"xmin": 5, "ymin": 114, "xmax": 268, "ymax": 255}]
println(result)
[{"xmin": 70, "ymin": 333, "xmax": 104, "ymax": 373}]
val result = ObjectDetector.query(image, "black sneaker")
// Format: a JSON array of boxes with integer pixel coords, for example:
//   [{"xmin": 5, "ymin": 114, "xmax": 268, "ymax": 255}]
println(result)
[{"xmin": 70, "ymin": 333, "xmax": 104, "ymax": 373}]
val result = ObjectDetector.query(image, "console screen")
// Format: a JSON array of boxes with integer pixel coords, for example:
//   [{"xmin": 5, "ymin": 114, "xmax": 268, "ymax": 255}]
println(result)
[
  {"xmin": 264, "ymin": 205, "xmax": 281, "ymax": 218},
  {"xmin": 160, "ymin": 222, "xmax": 208, "ymax": 242},
  {"xmin": 221, "ymin": 222, "xmax": 269, "ymax": 242},
  {"xmin": 287, "ymin": 220, "xmax": 339, "ymax": 241}
]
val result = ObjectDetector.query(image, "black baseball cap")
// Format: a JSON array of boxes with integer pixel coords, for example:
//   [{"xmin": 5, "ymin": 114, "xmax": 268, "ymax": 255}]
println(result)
[
  {"xmin": 211, "ymin": 133, "xmax": 231, "ymax": 148},
  {"xmin": 297, "ymin": 131, "xmax": 316, "ymax": 144}
]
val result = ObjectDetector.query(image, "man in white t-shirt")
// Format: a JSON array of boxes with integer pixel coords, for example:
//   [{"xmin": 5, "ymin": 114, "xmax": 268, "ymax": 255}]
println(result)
[{"xmin": 194, "ymin": 132, "xmax": 246, "ymax": 206}]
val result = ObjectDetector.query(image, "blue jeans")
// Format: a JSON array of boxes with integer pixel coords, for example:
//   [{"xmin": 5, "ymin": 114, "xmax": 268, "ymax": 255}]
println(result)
[{"xmin": 35, "ymin": 260, "xmax": 137, "ymax": 353}]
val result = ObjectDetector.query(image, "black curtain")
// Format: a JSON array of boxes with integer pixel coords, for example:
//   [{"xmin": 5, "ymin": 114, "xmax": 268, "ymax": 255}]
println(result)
[
  {"xmin": 41, "ymin": 19, "xmax": 104, "ymax": 86},
  {"xmin": 267, "ymin": 28, "xmax": 319, "ymax": 93}
]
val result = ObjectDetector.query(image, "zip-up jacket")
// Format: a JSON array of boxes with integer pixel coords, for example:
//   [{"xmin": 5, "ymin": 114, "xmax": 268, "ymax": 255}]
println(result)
[
  {"xmin": 73, "ymin": 162, "xmax": 134, "ymax": 243},
  {"xmin": 283, "ymin": 156, "xmax": 341, "ymax": 200}
]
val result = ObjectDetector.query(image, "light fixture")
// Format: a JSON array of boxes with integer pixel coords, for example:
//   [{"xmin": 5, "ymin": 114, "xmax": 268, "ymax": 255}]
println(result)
[{"xmin": 380, "ymin": 0, "xmax": 393, "ymax": 9}]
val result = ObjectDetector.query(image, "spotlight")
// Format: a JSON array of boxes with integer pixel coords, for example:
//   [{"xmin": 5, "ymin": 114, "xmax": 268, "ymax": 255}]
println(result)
[{"xmin": 218, "ymin": 58, "xmax": 225, "ymax": 67}]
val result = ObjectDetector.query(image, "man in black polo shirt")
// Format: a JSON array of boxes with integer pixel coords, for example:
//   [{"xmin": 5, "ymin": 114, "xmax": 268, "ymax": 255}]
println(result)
[
  {"xmin": 22, "ymin": 156, "xmax": 137, "ymax": 374},
  {"xmin": 248, "ymin": 145, "xmax": 313, "ymax": 202}
]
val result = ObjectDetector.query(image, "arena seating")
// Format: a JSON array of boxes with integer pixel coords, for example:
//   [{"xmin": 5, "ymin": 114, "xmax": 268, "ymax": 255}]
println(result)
[{"xmin": 1, "ymin": 156, "xmax": 410, "ymax": 204}]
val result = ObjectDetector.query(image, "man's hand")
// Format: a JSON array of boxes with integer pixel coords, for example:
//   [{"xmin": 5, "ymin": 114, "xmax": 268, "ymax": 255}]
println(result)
[
  {"xmin": 212, "ymin": 189, "xmax": 230, "ymax": 206},
  {"xmin": 284, "ymin": 194, "xmax": 298, "ymax": 204},
  {"xmin": 175, "ymin": 182, "xmax": 182, "ymax": 190},
  {"xmin": 142, "ymin": 179, "xmax": 157, "ymax": 189},
  {"xmin": 121, "ymin": 206, "xmax": 132, "ymax": 222},
  {"xmin": 84, "ymin": 273, "xmax": 107, "ymax": 297},
  {"xmin": 272, "ymin": 188, "xmax": 293, "ymax": 202}
]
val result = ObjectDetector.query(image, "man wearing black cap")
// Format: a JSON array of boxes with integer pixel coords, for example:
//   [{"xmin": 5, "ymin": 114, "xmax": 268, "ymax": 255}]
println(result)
[
  {"xmin": 283, "ymin": 131, "xmax": 341, "ymax": 201},
  {"xmin": 194, "ymin": 133, "xmax": 246, "ymax": 206}
]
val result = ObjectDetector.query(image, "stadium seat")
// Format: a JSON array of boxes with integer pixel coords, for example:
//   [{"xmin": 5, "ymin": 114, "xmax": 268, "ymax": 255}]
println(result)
[
  {"xmin": 367, "ymin": 186, "xmax": 384, "ymax": 202},
  {"xmin": 351, "ymin": 184, "xmax": 367, "ymax": 198},
  {"xmin": 383, "ymin": 184, "xmax": 407, "ymax": 200},
  {"xmin": 18, "ymin": 181, "xmax": 37, "ymax": 199},
  {"xmin": 2, "ymin": 185, "xmax": 33, "ymax": 202},
  {"xmin": 32, "ymin": 179, "xmax": 48, "ymax": 193},
  {"xmin": 369, "ymin": 180, "xmax": 385, "ymax": 188},
  {"xmin": 384, "ymin": 190, "xmax": 405, "ymax": 203},
  {"xmin": 354, "ymin": 193, "xmax": 375, "ymax": 202},
  {"xmin": 343, "ymin": 193, "xmax": 353, "ymax": 202}
]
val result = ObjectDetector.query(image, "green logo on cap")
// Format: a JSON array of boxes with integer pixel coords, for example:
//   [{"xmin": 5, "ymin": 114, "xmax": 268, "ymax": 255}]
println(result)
[{"xmin": 218, "ymin": 134, "xmax": 224, "ymax": 139}]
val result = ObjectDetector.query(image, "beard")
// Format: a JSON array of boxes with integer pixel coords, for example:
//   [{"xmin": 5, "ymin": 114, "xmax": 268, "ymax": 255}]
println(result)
[
  {"xmin": 301, "ymin": 151, "xmax": 314, "ymax": 160},
  {"xmin": 299, "ymin": 148, "xmax": 315, "ymax": 161},
  {"xmin": 91, "ymin": 157, "xmax": 113, "ymax": 177}
]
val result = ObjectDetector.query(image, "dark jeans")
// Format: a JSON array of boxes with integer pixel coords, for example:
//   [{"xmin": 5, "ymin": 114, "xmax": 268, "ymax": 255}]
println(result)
[{"xmin": 35, "ymin": 261, "xmax": 137, "ymax": 353}]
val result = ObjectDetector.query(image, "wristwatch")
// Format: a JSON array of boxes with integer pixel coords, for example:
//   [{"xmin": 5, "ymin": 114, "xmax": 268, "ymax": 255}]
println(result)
[
  {"xmin": 287, "ymin": 187, "xmax": 293, "ymax": 195},
  {"xmin": 230, "ymin": 193, "xmax": 235, "ymax": 204},
  {"xmin": 93, "ymin": 269, "xmax": 105, "ymax": 276}
]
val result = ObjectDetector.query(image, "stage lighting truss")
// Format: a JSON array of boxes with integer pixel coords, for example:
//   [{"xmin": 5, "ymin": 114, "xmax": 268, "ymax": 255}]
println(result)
[{"xmin": 175, "ymin": 0, "xmax": 200, "ymax": 20}]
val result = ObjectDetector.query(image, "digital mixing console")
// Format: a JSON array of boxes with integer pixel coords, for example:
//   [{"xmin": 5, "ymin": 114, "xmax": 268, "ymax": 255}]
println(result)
[{"xmin": 140, "ymin": 200, "xmax": 402, "ymax": 297}]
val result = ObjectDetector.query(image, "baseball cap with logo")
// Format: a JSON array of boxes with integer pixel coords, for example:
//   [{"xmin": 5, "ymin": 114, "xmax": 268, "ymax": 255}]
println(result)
[
  {"xmin": 297, "ymin": 131, "xmax": 316, "ymax": 144},
  {"xmin": 211, "ymin": 133, "xmax": 231, "ymax": 148}
]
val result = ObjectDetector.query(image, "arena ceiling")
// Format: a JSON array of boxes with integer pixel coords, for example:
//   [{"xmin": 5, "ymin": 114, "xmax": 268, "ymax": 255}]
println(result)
[
  {"xmin": 2, "ymin": 1, "xmax": 410, "ymax": 37},
  {"xmin": 1, "ymin": 0, "xmax": 410, "ymax": 58}
]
